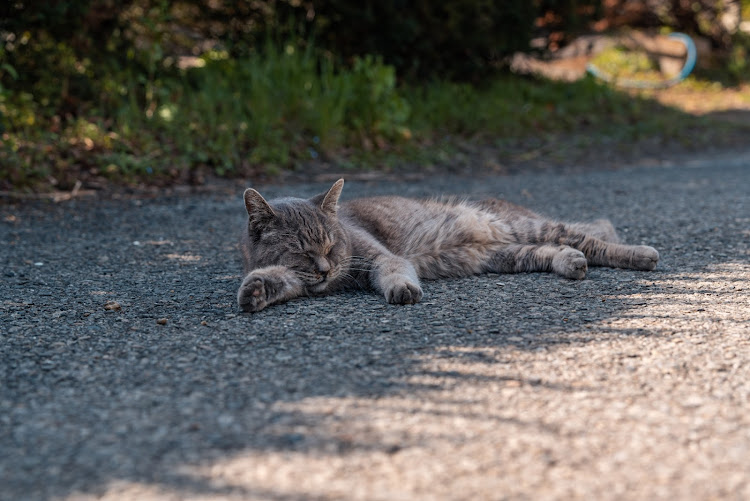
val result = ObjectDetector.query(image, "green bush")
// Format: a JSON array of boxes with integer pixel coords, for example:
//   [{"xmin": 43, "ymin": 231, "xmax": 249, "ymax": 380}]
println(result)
[
  {"xmin": 131, "ymin": 47, "xmax": 411, "ymax": 171},
  {"xmin": 0, "ymin": 41, "xmax": 415, "ymax": 189}
]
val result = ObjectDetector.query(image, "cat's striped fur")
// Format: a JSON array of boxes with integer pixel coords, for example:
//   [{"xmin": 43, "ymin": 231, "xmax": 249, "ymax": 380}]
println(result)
[{"xmin": 238, "ymin": 179, "xmax": 658, "ymax": 312}]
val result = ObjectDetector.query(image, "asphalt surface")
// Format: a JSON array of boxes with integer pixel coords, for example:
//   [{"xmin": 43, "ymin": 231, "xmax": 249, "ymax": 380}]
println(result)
[{"xmin": 2, "ymin": 153, "xmax": 749, "ymax": 500}]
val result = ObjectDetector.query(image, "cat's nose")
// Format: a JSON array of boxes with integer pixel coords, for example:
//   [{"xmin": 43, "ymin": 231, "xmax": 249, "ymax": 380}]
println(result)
[{"xmin": 315, "ymin": 258, "xmax": 331, "ymax": 277}]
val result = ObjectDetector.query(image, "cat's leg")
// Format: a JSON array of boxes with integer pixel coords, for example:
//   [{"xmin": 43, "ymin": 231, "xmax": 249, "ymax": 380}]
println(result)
[
  {"xmin": 559, "ymin": 231, "xmax": 659, "ymax": 270},
  {"xmin": 522, "ymin": 222, "xmax": 658, "ymax": 270},
  {"xmin": 371, "ymin": 255, "xmax": 423, "ymax": 304},
  {"xmin": 488, "ymin": 244, "xmax": 589, "ymax": 280},
  {"xmin": 237, "ymin": 265, "xmax": 305, "ymax": 312},
  {"xmin": 346, "ymin": 227, "xmax": 423, "ymax": 305}
]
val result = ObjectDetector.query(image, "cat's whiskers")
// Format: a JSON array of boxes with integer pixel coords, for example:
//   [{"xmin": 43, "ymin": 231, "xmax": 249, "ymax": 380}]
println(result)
[
  {"xmin": 293, "ymin": 265, "xmax": 349, "ymax": 287},
  {"xmin": 338, "ymin": 272, "xmax": 358, "ymax": 283},
  {"xmin": 293, "ymin": 270, "xmax": 321, "ymax": 284},
  {"xmin": 339, "ymin": 256, "xmax": 372, "ymax": 272},
  {"xmin": 341, "ymin": 255, "xmax": 370, "ymax": 262}
]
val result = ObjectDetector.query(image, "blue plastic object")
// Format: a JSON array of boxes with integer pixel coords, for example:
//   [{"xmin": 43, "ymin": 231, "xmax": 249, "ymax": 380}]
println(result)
[{"xmin": 586, "ymin": 32, "xmax": 697, "ymax": 89}]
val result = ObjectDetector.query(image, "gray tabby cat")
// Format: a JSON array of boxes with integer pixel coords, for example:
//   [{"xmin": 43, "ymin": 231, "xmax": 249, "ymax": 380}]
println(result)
[{"xmin": 238, "ymin": 179, "xmax": 658, "ymax": 312}]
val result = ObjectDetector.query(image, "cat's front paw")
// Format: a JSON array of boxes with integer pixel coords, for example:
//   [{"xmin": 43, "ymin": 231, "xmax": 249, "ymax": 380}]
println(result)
[
  {"xmin": 238, "ymin": 276, "xmax": 270, "ymax": 312},
  {"xmin": 629, "ymin": 245, "xmax": 659, "ymax": 271},
  {"xmin": 552, "ymin": 247, "xmax": 588, "ymax": 280},
  {"xmin": 385, "ymin": 280, "xmax": 423, "ymax": 305}
]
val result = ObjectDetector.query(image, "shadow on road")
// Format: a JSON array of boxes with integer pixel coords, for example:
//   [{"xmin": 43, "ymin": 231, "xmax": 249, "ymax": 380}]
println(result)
[{"xmin": 1, "ymin": 164, "xmax": 747, "ymax": 500}]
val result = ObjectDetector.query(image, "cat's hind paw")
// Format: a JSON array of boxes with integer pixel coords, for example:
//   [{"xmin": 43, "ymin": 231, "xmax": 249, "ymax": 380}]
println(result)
[
  {"xmin": 629, "ymin": 245, "xmax": 659, "ymax": 271},
  {"xmin": 385, "ymin": 280, "xmax": 423, "ymax": 305},
  {"xmin": 552, "ymin": 247, "xmax": 588, "ymax": 280}
]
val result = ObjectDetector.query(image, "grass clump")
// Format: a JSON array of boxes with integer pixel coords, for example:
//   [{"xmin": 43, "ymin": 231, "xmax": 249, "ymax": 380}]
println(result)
[
  {"xmin": 1, "ymin": 43, "xmax": 411, "ymax": 190},
  {"xmin": 133, "ymin": 47, "xmax": 411, "ymax": 173},
  {"xmin": 408, "ymin": 75, "xmax": 693, "ymax": 140}
]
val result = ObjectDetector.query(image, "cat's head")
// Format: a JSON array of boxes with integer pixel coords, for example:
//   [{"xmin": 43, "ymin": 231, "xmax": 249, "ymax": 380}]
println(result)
[{"xmin": 243, "ymin": 179, "xmax": 350, "ymax": 293}]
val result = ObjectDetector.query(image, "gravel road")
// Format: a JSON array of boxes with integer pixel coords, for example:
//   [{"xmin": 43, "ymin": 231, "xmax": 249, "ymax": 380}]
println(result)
[{"xmin": 2, "ymin": 153, "xmax": 749, "ymax": 500}]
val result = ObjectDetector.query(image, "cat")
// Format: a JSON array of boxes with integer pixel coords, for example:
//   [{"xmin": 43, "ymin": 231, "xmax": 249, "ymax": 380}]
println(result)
[{"xmin": 237, "ymin": 179, "xmax": 659, "ymax": 312}]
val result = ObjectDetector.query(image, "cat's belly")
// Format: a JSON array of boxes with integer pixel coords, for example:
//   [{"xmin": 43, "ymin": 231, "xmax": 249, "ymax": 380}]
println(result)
[{"xmin": 398, "ymin": 205, "xmax": 514, "ymax": 279}]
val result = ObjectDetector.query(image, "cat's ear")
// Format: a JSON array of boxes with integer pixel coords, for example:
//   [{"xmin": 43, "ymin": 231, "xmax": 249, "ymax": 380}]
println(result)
[
  {"xmin": 314, "ymin": 178, "xmax": 344, "ymax": 215},
  {"xmin": 243, "ymin": 188, "xmax": 276, "ymax": 226}
]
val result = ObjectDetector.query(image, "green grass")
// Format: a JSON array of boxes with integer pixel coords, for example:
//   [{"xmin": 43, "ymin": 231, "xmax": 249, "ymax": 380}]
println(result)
[
  {"xmin": 1, "ymin": 44, "xmax": 415, "ymax": 189},
  {"xmin": 0, "ymin": 40, "xmax": 744, "ymax": 192}
]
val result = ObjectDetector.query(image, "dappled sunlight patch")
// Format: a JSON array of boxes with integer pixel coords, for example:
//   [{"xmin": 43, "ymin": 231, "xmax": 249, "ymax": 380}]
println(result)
[
  {"xmin": 132, "ymin": 329, "xmax": 750, "ymax": 500},
  {"xmin": 599, "ymin": 262, "xmax": 750, "ymax": 334},
  {"xmin": 172, "ymin": 389, "xmax": 566, "ymax": 501},
  {"xmin": 647, "ymin": 83, "xmax": 750, "ymax": 116}
]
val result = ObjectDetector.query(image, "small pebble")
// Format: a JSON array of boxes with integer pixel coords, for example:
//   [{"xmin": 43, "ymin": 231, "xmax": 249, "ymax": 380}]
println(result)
[
  {"xmin": 157, "ymin": 318, "xmax": 168, "ymax": 325},
  {"xmin": 104, "ymin": 300, "xmax": 121, "ymax": 311}
]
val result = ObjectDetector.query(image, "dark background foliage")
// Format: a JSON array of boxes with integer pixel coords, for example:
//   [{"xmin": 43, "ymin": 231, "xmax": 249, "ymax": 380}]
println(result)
[
  {"xmin": 1, "ymin": 0, "xmax": 740, "ymax": 118},
  {"xmin": 0, "ymin": 0, "xmax": 747, "ymax": 191}
]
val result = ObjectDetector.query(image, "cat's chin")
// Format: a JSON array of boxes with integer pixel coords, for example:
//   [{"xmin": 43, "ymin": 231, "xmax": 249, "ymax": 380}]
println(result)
[
  {"xmin": 307, "ymin": 269, "xmax": 341, "ymax": 293},
  {"xmin": 308, "ymin": 281, "xmax": 331, "ymax": 293}
]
